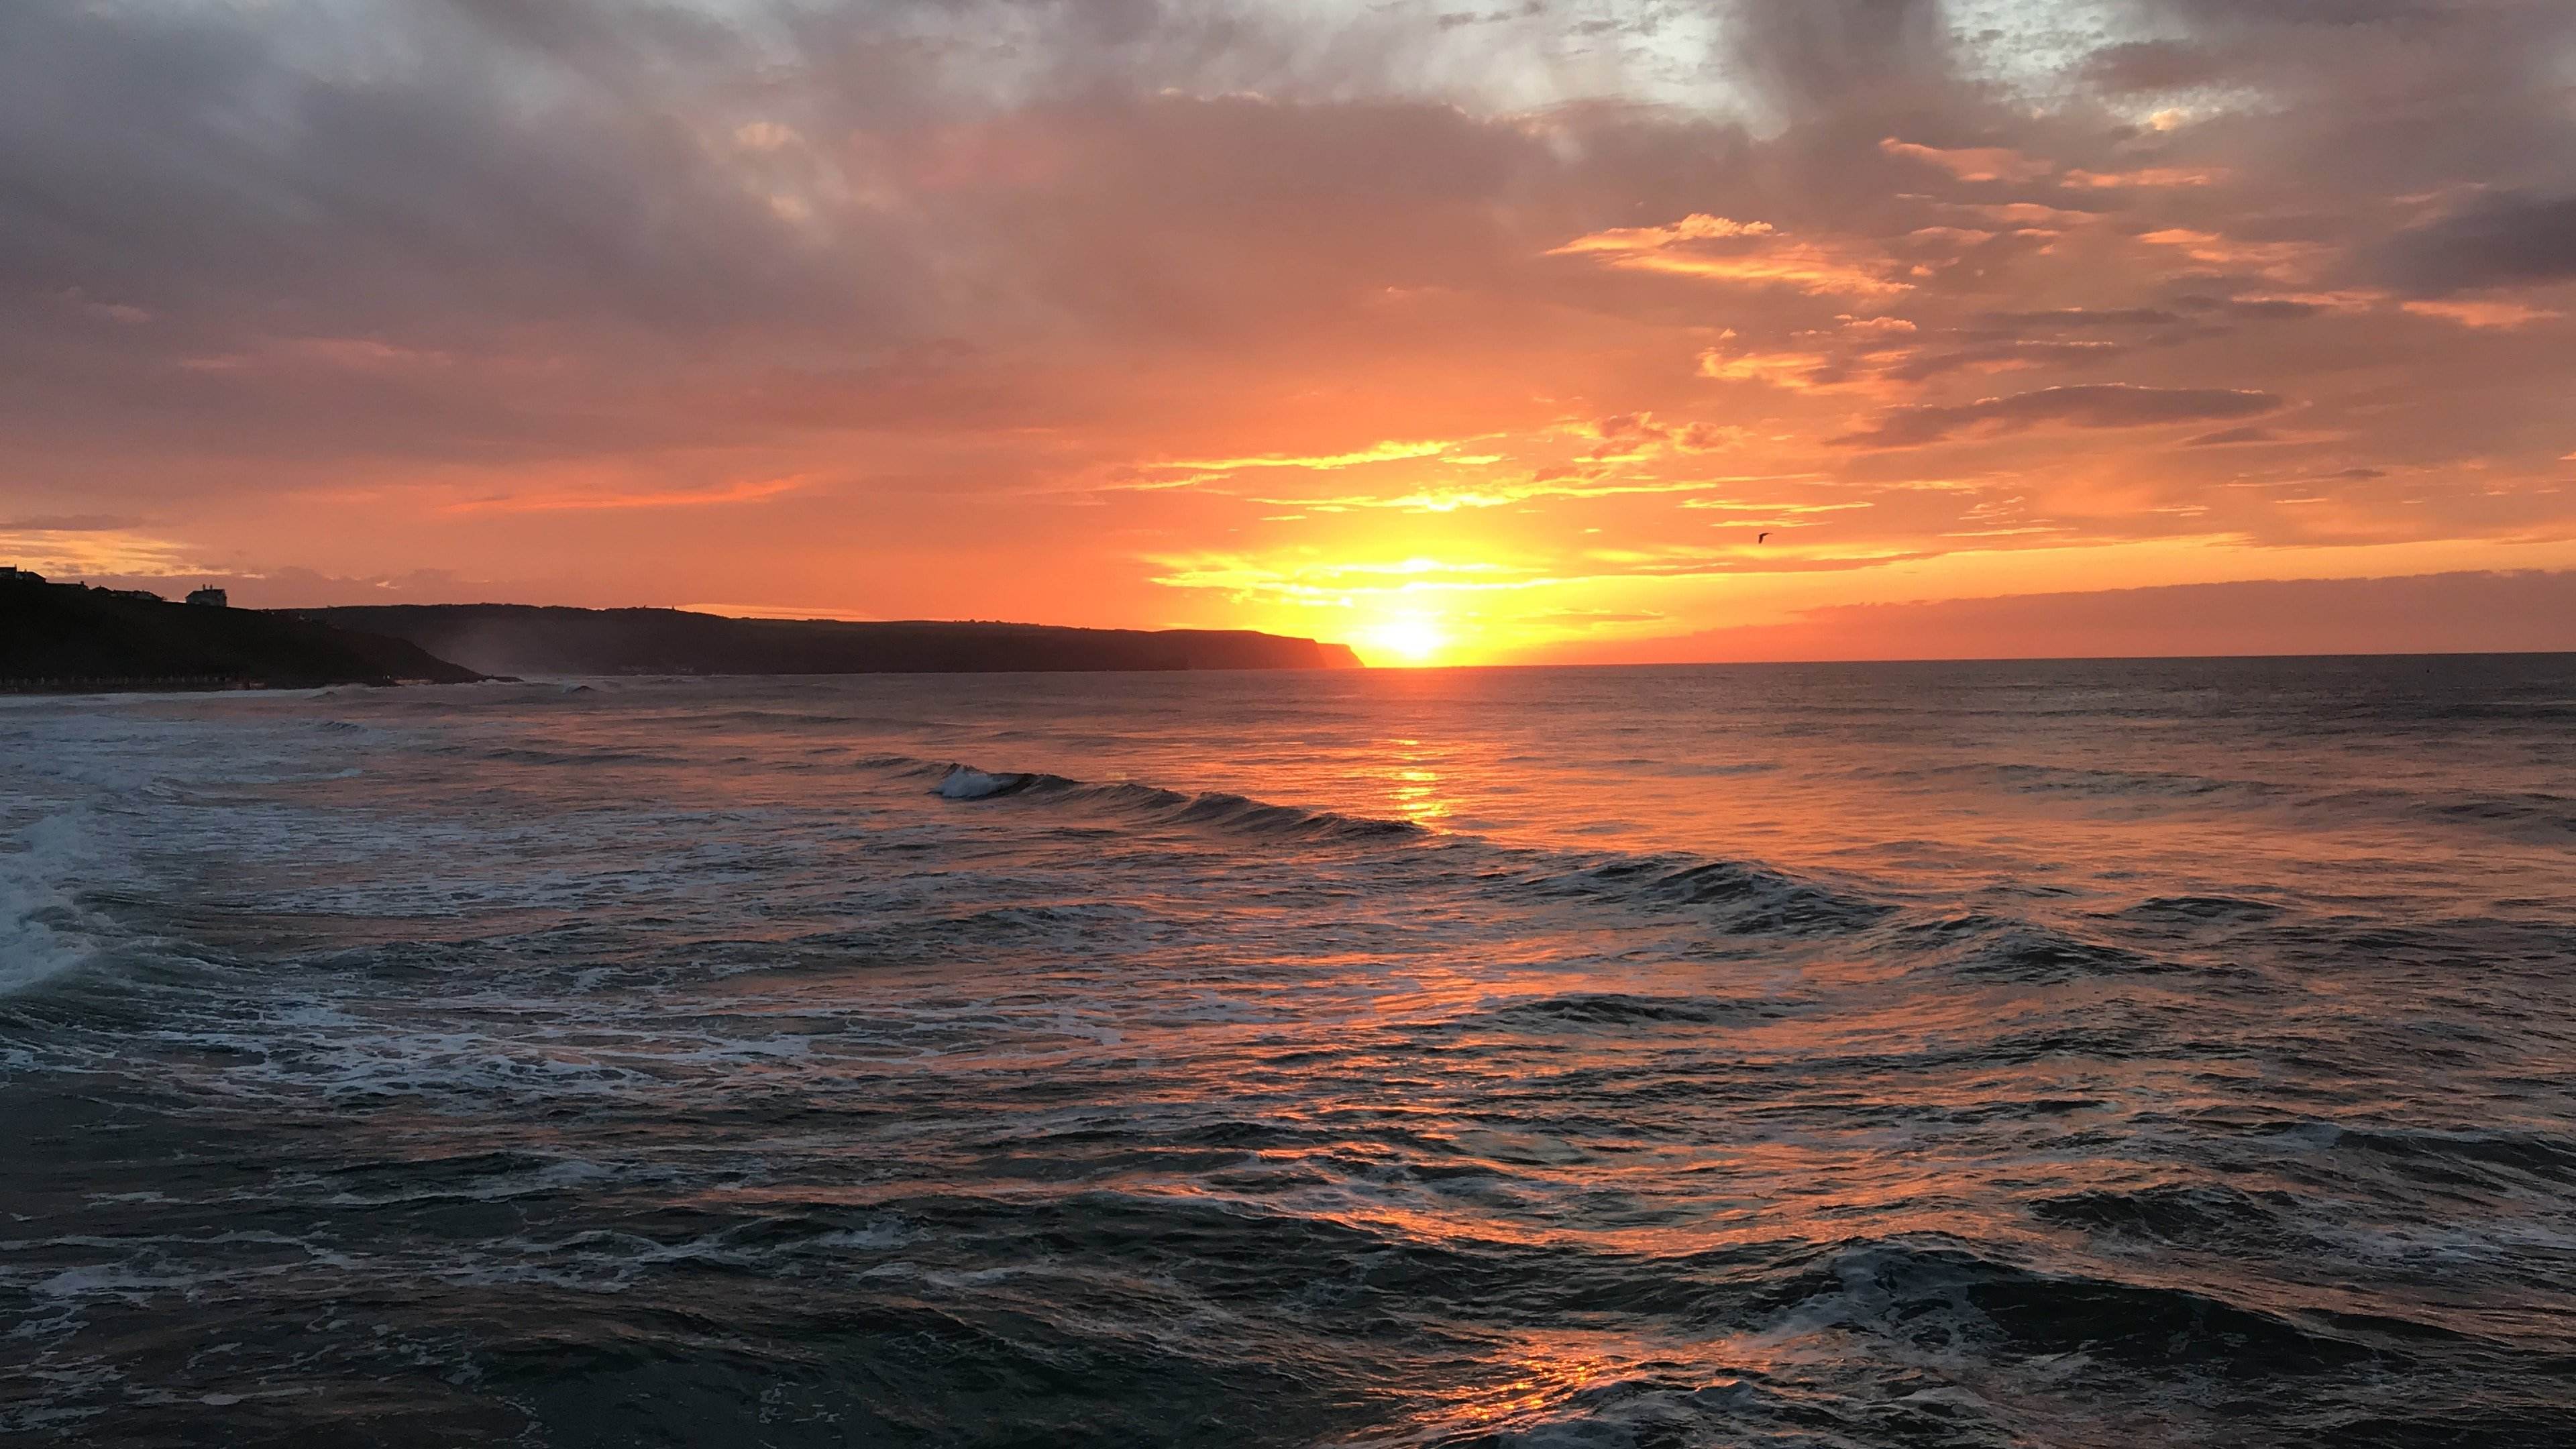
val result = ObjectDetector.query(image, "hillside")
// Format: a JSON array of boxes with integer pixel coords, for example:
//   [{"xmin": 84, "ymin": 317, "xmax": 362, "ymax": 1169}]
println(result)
[
  {"xmin": 295, "ymin": 604, "xmax": 1365, "ymax": 677},
  {"xmin": 1, "ymin": 578, "xmax": 484, "ymax": 690}
]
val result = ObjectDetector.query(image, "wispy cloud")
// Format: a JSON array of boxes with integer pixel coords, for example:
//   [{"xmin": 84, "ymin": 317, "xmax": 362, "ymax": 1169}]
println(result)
[
  {"xmin": 441, "ymin": 476, "xmax": 814, "ymax": 515},
  {"xmin": 2400, "ymin": 299, "xmax": 2565, "ymax": 329},
  {"xmin": 1116, "ymin": 440, "xmax": 1472, "ymax": 490},
  {"xmin": 1831, "ymin": 384, "xmax": 2286, "ymax": 449},
  {"xmin": 1548, "ymin": 214, "xmax": 1908, "ymax": 297},
  {"xmin": 1248, "ymin": 474, "xmax": 1825, "ymax": 513},
  {"xmin": 1880, "ymin": 139, "xmax": 2054, "ymax": 184},
  {"xmin": 0, "ymin": 525, "xmax": 200, "ymax": 576}
]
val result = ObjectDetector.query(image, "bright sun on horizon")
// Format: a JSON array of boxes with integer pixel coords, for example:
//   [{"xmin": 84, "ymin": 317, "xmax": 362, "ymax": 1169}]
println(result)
[{"xmin": 1362, "ymin": 616, "xmax": 1450, "ymax": 666}]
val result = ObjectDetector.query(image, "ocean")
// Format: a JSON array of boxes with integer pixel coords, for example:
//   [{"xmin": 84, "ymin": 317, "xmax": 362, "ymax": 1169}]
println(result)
[{"xmin": 3, "ymin": 657, "xmax": 2573, "ymax": 1447}]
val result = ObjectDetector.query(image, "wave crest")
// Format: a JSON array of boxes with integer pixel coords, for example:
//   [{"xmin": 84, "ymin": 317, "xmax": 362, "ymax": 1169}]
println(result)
[
  {"xmin": 0, "ymin": 815, "xmax": 103, "ymax": 998},
  {"xmin": 1509, "ymin": 853, "xmax": 1893, "ymax": 936},
  {"xmin": 920, "ymin": 760, "xmax": 1427, "ymax": 842},
  {"xmin": 893, "ymin": 757, "xmax": 1898, "ymax": 935}
]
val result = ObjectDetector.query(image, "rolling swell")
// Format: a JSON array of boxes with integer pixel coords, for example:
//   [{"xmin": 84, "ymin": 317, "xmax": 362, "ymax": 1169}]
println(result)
[
  {"xmin": 1501, "ymin": 852, "xmax": 1894, "ymax": 938},
  {"xmin": 919, "ymin": 760, "xmax": 1429, "ymax": 842},
  {"xmin": 902, "ymin": 753, "xmax": 1905, "ymax": 943},
  {"xmin": 2031, "ymin": 1182, "xmax": 2311, "ymax": 1253},
  {"xmin": 885, "ymin": 753, "xmax": 2211, "ymax": 982},
  {"xmin": 1894, "ymin": 913, "xmax": 2169, "ymax": 982},
  {"xmin": 1755, "ymin": 1239, "xmax": 2400, "ymax": 1378},
  {"xmin": 1888, "ymin": 761, "xmax": 2576, "ymax": 843}
]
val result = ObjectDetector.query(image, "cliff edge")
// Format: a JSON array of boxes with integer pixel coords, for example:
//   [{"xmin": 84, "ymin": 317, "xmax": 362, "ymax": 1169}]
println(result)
[
  {"xmin": 2, "ymin": 577, "xmax": 485, "ymax": 691},
  {"xmin": 294, "ymin": 604, "xmax": 1365, "ymax": 677}
]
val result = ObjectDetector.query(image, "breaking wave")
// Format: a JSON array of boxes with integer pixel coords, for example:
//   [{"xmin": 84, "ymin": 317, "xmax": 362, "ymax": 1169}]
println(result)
[
  {"xmin": 0, "ymin": 815, "xmax": 105, "ymax": 998},
  {"xmin": 908, "ymin": 755, "xmax": 1910, "ymax": 943},
  {"xmin": 918, "ymin": 757, "xmax": 1430, "ymax": 842}
]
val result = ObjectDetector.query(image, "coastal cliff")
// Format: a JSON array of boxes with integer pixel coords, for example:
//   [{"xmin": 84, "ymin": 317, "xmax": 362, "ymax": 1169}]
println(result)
[
  {"xmin": 1, "ymin": 577, "xmax": 484, "ymax": 690},
  {"xmin": 294, "ymin": 604, "xmax": 1364, "ymax": 677}
]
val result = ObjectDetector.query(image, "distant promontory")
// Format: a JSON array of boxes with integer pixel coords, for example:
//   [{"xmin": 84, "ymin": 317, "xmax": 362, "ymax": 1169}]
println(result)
[
  {"xmin": 1, "ymin": 572, "xmax": 484, "ymax": 691},
  {"xmin": 295, "ymin": 604, "xmax": 1364, "ymax": 678}
]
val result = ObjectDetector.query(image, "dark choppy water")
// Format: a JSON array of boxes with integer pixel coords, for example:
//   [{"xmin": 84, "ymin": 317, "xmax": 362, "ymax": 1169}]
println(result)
[{"xmin": 5, "ymin": 657, "xmax": 2575, "ymax": 1446}]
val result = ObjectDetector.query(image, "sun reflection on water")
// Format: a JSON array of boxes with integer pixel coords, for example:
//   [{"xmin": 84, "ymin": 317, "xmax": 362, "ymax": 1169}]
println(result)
[{"xmin": 1368, "ymin": 736, "xmax": 1454, "ymax": 826}]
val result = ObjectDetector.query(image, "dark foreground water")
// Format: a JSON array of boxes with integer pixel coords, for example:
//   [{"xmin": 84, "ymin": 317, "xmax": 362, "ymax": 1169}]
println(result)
[{"xmin": 4, "ymin": 657, "xmax": 2574, "ymax": 1447}]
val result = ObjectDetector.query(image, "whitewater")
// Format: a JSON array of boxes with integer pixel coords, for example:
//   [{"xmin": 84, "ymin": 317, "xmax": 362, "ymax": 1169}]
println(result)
[{"xmin": 3, "ymin": 658, "xmax": 2573, "ymax": 1446}]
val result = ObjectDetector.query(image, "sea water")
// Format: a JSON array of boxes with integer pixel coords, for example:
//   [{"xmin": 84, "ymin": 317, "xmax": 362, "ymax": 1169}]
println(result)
[{"xmin": 3, "ymin": 658, "xmax": 2572, "ymax": 1446}]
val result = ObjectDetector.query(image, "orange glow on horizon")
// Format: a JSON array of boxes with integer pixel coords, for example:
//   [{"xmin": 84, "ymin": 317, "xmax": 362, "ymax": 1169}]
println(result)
[{"xmin": 1359, "ymin": 615, "xmax": 1450, "ymax": 666}]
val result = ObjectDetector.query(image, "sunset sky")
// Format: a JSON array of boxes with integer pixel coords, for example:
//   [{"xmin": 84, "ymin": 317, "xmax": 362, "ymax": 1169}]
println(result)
[{"xmin": 6, "ymin": 0, "xmax": 2575, "ymax": 663}]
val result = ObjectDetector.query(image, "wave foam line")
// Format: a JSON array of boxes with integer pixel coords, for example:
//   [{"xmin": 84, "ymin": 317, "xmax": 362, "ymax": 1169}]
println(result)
[
  {"xmin": 928, "ymin": 762, "xmax": 1426, "ymax": 843},
  {"xmin": 870, "ymin": 753, "xmax": 1907, "ymax": 942},
  {"xmin": 0, "ymin": 815, "xmax": 103, "ymax": 997}
]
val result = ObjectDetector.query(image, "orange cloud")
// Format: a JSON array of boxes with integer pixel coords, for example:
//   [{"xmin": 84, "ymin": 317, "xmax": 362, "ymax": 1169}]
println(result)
[
  {"xmin": 1146, "ymin": 439, "xmax": 1460, "ymax": 473},
  {"xmin": 1696, "ymin": 347, "xmax": 1837, "ymax": 389},
  {"xmin": 1546, "ymin": 214, "xmax": 1775, "ymax": 254},
  {"xmin": 2063, "ymin": 166, "xmax": 2224, "ymax": 188},
  {"xmin": 0, "ymin": 525, "xmax": 200, "ymax": 576},
  {"xmin": 179, "ymin": 335, "xmax": 458, "ymax": 374},
  {"xmin": 1939, "ymin": 201, "xmax": 2103, "ymax": 229},
  {"xmin": 440, "ymin": 475, "xmax": 814, "ymax": 514},
  {"xmin": 2400, "ymin": 299, "xmax": 2565, "ymax": 329},
  {"xmin": 1548, "ymin": 214, "xmax": 1908, "ymax": 297},
  {"xmin": 1879, "ymin": 138, "xmax": 2053, "ymax": 184},
  {"xmin": 2137, "ymin": 229, "xmax": 2326, "ymax": 280}
]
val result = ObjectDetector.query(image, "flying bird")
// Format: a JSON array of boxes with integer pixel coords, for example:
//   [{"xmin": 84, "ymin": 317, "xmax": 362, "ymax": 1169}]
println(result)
[{"xmin": 1757, "ymin": 532, "xmax": 1769, "ymax": 543}]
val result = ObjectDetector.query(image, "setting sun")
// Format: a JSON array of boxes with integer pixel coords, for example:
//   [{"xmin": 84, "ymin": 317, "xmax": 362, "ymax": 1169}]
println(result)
[{"xmin": 1363, "ymin": 616, "xmax": 1450, "ymax": 665}]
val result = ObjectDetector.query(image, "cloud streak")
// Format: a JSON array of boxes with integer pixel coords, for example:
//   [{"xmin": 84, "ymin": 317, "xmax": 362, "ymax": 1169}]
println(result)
[{"xmin": 1829, "ymin": 385, "xmax": 2287, "ymax": 449}]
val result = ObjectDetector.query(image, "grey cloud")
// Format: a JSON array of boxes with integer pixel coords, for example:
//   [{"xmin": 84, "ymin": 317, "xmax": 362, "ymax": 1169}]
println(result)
[
  {"xmin": 2167, "ymin": 294, "xmax": 2331, "ymax": 322},
  {"xmin": 1879, "ymin": 339, "xmax": 2123, "ymax": 384},
  {"xmin": 2225, "ymin": 299, "xmax": 2327, "ymax": 321},
  {"xmin": 2185, "ymin": 425, "xmax": 2285, "ymax": 446},
  {"xmin": 1723, "ymin": 0, "xmax": 1953, "ymax": 121},
  {"xmin": 1057, "ymin": 0, "xmax": 1165, "ymax": 47},
  {"xmin": 2377, "ymin": 192, "xmax": 2576, "ymax": 295},
  {"xmin": 2080, "ymin": 40, "xmax": 2226, "ymax": 93},
  {"xmin": 1982, "ymin": 309, "xmax": 2187, "ymax": 329},
  {"xmin": 2104, "ymin": 0, "xmax": 2576, "ymax": 208},
  {"xmin": 0, "ymin": 1, "xmax": 932, "ymax": 350},
  {"xmin": 2153, "ymin": 0, "xmax": 2448, "ymax": 29},
  {"xmin": 1831, "ymin": 384, "xmax": 2284, "ymax": 448},
  {"xmin": 0, "ymin": 0, "xmax": 2568, "ymax": 549},
  {"xmin": 1436, "ymin": 3, "xmax": 1544, "ymax": 32}
]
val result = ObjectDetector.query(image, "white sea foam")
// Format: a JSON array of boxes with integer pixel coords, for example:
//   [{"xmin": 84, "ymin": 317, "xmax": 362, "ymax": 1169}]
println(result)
[
  {"xmin": 0, "ymin": 814, "xmax": 101, "ymax": 997},
  {"xmin": 936, "ymin": 765, "xmax": 1028, "ymax": 800}
]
